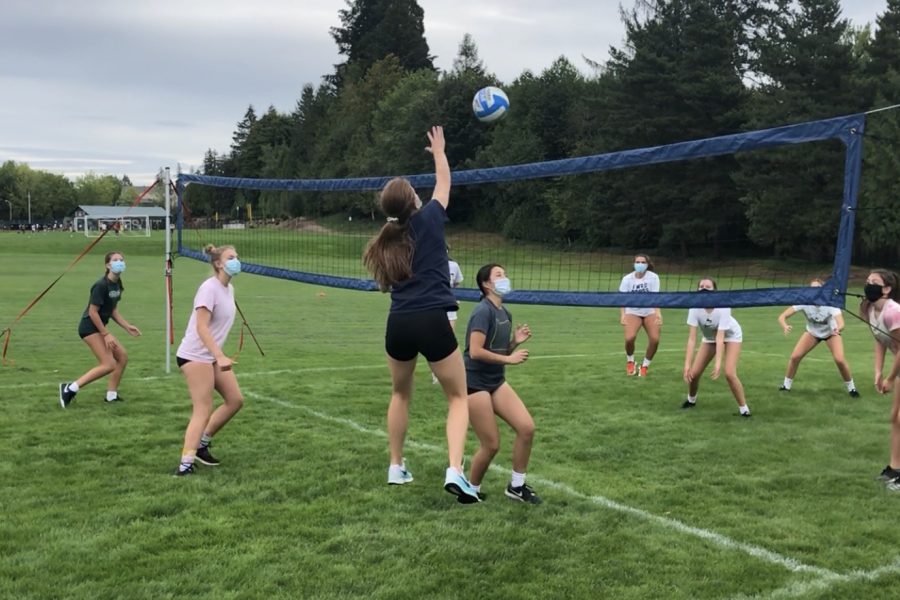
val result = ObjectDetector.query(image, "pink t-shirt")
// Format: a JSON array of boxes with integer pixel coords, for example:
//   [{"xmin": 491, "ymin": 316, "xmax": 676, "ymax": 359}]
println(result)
[
  {"xmin": 869, "ymin": 299, "xmax": 900, "ymax": 353},
  {"xmin": 176, "ymin": 277, "xmax": 236, "ymax": 363}
]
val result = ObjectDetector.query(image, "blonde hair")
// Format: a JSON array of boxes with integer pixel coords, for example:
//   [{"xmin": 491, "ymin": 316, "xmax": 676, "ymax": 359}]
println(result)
[
  {"xmin": 363, "ymin": 178, "xmax": 418, "ymax": 291},
  {"xmin": 204, "ymin": 244, "xmax": 235, "ymax": 272}
]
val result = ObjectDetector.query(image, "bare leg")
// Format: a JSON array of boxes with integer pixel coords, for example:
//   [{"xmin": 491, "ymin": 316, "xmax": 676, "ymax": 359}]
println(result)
[
  {"xmin": 785, "ymin": 333, "xmax": 818, "ymax": 379},
  {"xmin": 204, "ymin": 365, "xmax": 244, "ymax": 436},
  {"xmin": 180, "ymin": 362, "xmax": 215, "ymax": 459},
  {"xmin": 724, "ymin": 342, "xmax": 747, "ymax": 408},
  {"xmin": 688, "ymin": 343, "xmax": 716, "ymax": 398},
  {"xmin": 824, "ymin": 335, "xmax": 853, "ymax": 382},
  {"xmin": 467, "ymin": 391, "xmax": 500, "ymax": 486},
  {"xmin": 642, "ymin": 317, "xmax": 661, "ymax": 361},
  {"xmin": 386, "ymin": 354, "xmax": 416, "ymax": 466},
  {"xmin": 429, "ymin": 349, "xmax": 469, "ymax": 471},
  {"xmin": 74, "ymin": 334, "xmax": 117, "ymax": 388},
  {"xmin": 491, "ymin": 383, "xmax": 535, "ymax": 473},
  {"xmin": 623, "ymin": 315, "xmax": 642, "ymax": 356}
]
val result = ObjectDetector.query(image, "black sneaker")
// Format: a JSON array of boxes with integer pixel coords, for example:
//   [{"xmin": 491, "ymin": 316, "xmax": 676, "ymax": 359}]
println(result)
[
  {"xmin": 195, "ymin": 446, "xmax": 220, "ymax": 466},
  {"xmin": 105, "ymin": 395, "xmax": 123, "ymax": 403},
  {"xmin": 681, "ymin": 400, "xmax": 696, "ymax": 409},
  {"xmin": 887, "ymin": 475, "xmax": 900, "ymax": 492},
  {"xmin": 738, "ymin": 410, "xmax": 752, "ymax": 418},
  {"xmin": 849, "ymin": 389, "xmax": 860, "ymax": 398},
  {"xmin": 779, "ymin": 386, "xmax": 790, "ymax": 392},
  {"xmin": 505, "ymin": 483, "xmax": 542, "ymax": 505},
  {"xmin": 59, "ymin": 383, "xmax": 76, "ymax": 408},
  {"xmin": 174, "ymin": 464, "xmax": 196, "ymax": 477},
  {"xmin": 476, "ymin": 491, "xmax": 487, "ymax": 501},
  {"xmin": 878, "ymin": 465, "xmax": 900, "ymax": 481}
]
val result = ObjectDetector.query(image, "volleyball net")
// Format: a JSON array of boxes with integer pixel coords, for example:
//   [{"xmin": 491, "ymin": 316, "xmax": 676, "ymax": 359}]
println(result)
[{"xmin": 175, "ymin": 113, "xmax": 864, "ymax": 309}]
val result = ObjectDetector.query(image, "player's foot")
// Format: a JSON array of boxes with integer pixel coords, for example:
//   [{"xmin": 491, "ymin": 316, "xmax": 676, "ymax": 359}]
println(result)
[
  {"xmin": 173, "ymin": 464, "xmax": 196, "ymax": 477},
  {"xmin": 505, "ymin": 483, "xmax": 542, "ymax": 505},
  {"xmin": 59, "ymin": 383, "xmax": 76, "ymax": 408},
  {"xmin": 195, "ymin": 446, "xmax": 220, "ymax": 466},
  {"xmin": 104, "ymin": 395, "xmax": 123, "ymax": 403},
  {"xmin": 849, "ymin": 389, "xmax": 860, "ymax": 398},
  {"xmin": 878, "ymin": 465, "xmax": 900, "ymax": 481},
  {"xmin": 388, "ymin": 462, "xmax": 413, "ymax": 485},
  {"xmin": 639, "ymin": 365, "xmax": 648, "ymax": 378},
  {"xmin": 444, "ymin": 468, "xmax": 480, "ymax": 504},
  {"xmin": 779, "ymin": 385, "xmax": 790, "ymax": 392},
  {"xmin": 681, "ymin": 399, "xmax": 696, "ymax": 409},
  {"xmin": 626, "ymin": 361, "xmax": 636, "ymax": 376}
]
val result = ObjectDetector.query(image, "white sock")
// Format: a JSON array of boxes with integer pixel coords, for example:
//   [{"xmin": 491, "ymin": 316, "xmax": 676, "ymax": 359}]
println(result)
[
  {"xmin": 783, "ymin": 377, "xmax": 792, "ymax": 390},
  {"xmin": 642, "ymin": 358, "xmax": 652, "ymax": 367},
  {"xmin": 472, "ymin": 484, "xmax": 481, "ymax": 493},
  {"xmin": 67, "ymin": 381, "xmax": 80, "ymax": 393},
  {"xmin": 687, "ymin": 395, "xmax": 697, "ymax": 404},
  {"xmin": 106, "ymin": 391, "xmax": 117, "ymax": 401},
  {"xmin": 740, "ymin": 405, "xmax": 750, "ymax": 415},
  {"xmin": 626, "ymin": 354, "xmax": 635, "ymax": 363},
  {"xmin": 846, "ymin": 379, "xmax": 856, "ymax": 391},
  {"xmin": 511, "ymin": 470, "xmax": 526, "ymax": 488}
]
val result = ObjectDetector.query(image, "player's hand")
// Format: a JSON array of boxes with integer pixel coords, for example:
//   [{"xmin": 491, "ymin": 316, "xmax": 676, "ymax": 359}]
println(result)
[
  {"xmin": 216, "ymin": 356, "xmax": 235, "ymax": 371},
  {"xmin": 103, "ymin": 334, "xmax": 119, "ymax": 350},
  {"xmin": 683, "ymin": 366, "xmax": 693, "ymax": 383},
  {"xmin": 782, "ymin": 325, "xmax": 792, "ymax": 336},
  {"xmin": 620, "ymin": 315, "xmax": 627, "ymax": 326},
  {"xmin": 126, "ymin": 324, "xmax": 142, "ymax": 337},
  {"xmin": 881, "ymin": 375, "xmax": 895, "ymax": 394},
  {"xmin": 514, "ymin": 324, "xmax": 532, "ymax": 344},
  {"xmin": 507, "ymin": 349, "xmax": 529, "ymax": 365},
  {"xmin": 711, "ymin": 364, "xmax": 721, "ymax": 380},
  {"xmin": 425, "ymin": 126, "xmax": 445, "ymax": 155},
  {"xmin": 876, "ymin": 373, "xmax": 885, "ymax": 392},
  {"xmin": 656, "ymin": 316, "xmax": 663, "ymax": 326}
]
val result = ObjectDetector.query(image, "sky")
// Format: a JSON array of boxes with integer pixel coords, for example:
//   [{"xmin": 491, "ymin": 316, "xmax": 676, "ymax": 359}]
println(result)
[{"xmin": 0, "ymin": 0, "xmax": 889, "ymax": 186}]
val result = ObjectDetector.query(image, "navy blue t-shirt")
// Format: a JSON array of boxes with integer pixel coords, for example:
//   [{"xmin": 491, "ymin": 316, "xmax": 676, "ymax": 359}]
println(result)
[{"xmin": 389, "ymin": 200, "xmax": 458, "ymax": 314}]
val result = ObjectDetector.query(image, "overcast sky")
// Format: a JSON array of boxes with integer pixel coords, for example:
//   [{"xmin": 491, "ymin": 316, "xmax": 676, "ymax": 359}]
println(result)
[{"xmin": 0, "ymin": 0, "xmax": 888, "ymax": 186}]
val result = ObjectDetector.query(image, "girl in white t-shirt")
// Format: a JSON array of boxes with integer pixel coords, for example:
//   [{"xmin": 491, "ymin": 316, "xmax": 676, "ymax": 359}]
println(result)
[
  {"xmin": 682, "ymin": 277, "xmax": 750, "ymax": 416},
  {"xmin": 173, "ymin": 244, "xmax": 243, "ymax": 476},
  {"xmin": 860, "ymin": 270, "xmax": 900, "ymax": 487},
  {"xmin": 618, "ymin": 253, "xmax": 662, "ymax": 377},
  {"xmin": 777, "ymin": 278, "xmax": 858, "ymax": 396}
]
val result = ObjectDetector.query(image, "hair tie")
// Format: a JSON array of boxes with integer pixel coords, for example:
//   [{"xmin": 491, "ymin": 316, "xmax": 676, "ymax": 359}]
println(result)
[{"xmin": 386, "ymin": 217, "xmax": 399, "ymax": 223}]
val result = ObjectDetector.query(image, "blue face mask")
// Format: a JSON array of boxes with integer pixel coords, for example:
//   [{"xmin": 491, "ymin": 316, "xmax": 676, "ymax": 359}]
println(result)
[
  {"xmin": 494, "ymin": 277, "xmax": 511, "ymax": 296},
  {"xmin": 634, "ymin": 263, "xmax": 648, "ymax": 274},
  {"xmin": 224, "ymin": 258, "xmax": 242, "ymax": 277},
  {"xmin": 109, "ymin": 260, "xmax": 126, "ymax": 274}
]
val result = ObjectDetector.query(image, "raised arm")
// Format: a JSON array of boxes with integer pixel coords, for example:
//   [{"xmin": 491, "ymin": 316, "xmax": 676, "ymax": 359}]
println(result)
[{"xmin": 426, "ymin": 126, "xmax": 450, "ymax": 209}]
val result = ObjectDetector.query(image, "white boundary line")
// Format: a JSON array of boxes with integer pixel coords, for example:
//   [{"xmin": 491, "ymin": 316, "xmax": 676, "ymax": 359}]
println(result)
[
  {"xmin": 731, "ymin": 558, "xmax": 900, "ymax": 599},
  {"xmin": 246, "ymin": 389, "xmax": 834, "ymax": 578}
]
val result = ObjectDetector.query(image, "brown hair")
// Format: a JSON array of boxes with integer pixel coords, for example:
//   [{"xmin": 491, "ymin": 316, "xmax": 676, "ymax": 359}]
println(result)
[
  {"xmin": 860, "ymin": 269, "xmax": 900, "ymax": 319},
  {"xmin": 697, "ymin": 277, "xmax": 718, "ymax": 290},
  {"xmin": 204, "ymin": 244, "xmax": 236, "ymax": 272},
  {"xmin": 363, "ymin": 178, "xmax": 418, "ymax": 291}
]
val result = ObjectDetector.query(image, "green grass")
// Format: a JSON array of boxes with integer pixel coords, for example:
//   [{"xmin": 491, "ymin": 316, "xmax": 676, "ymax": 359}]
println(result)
[{"xmin": 2, "ymin": 231, "xmax": 900, "ymax": 599}]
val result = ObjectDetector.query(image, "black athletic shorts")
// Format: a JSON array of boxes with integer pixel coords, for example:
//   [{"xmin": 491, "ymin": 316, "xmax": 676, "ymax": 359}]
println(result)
[
  {"xmin": 467, "ymin": 382, "xmax": 504, "ymax": 395},
  {"xmin": 385, "ymin": 309, "xmax": 458, "ymax": 362},
  {"xmin": 176, "ymin": 356, "xmax": 191, "ymax": 368}
]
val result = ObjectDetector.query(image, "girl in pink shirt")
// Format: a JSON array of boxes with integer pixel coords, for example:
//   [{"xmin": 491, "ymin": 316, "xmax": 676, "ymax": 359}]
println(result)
[
  {"xmin": 861, "ymin": 270, "xmax": 900, "ymax": 488},
  {"xmin": 173, "ymin": 244, "xmax": 242, "ymax": 476}
]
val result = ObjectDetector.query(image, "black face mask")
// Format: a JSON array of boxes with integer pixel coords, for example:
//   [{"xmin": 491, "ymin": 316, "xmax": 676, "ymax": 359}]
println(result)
[
  {"xmin": 864, "ymin": 283, "xmax": 884, "ymax": 302},
  {"xmin": 698, "ymin": 288, "xmax": 713, "ymax": 292}
]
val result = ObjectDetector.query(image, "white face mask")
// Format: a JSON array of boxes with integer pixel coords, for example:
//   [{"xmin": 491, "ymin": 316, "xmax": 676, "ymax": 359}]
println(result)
[
  {"xmin": 634, "ymin": 263, "xmax": 648, "ymax": 274},
  {"xmin": 493, "ymin": 277, "xmax": 511, "ymax": 296}
]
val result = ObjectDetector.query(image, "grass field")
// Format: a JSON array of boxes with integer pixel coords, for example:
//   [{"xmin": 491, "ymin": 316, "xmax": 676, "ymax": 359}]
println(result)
[{"xmin": 2, "ymin": 231, "xmax": 899, "ymax": 599}]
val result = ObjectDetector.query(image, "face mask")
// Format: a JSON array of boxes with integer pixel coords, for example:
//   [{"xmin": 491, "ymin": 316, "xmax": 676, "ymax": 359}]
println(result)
[
  {"xmin": 634, "ymin": 263, "xmax": 648, "ymax": 274},
  {"xmin": 109, "ymin": 260, "xmax": 126, "ymax": 274},
  {"xmin": 493, "ymin": 277, "xmax": 511, "ymax": 296},
  {"xmin": 224, "ymin": 258, "xmax": 242, "ymax": 277},
  {"xmin": 698, "ymin": 287, "xmax": 713, "ymax": 292},
  {"xmin": 864, "ymin": 283, "xmax": 884, "ymax": 302}
]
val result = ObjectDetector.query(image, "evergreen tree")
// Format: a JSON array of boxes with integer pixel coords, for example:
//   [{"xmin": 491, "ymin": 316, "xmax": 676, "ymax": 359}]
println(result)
[{"xmin": 330, "ymin": 0, "xmax": 433, "ymax": 87}]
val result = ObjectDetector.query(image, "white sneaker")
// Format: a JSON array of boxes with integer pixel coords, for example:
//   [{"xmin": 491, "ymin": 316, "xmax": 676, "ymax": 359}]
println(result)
[
  {"xmin": 388, "ymin": 462, "xmax": 413, "ymax": 485},
  {"xmin": 443, "ymin": 467, "xmax": 480, "ymax": 504}
]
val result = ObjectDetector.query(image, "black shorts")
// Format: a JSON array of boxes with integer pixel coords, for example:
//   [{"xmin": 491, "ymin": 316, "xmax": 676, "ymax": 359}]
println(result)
[
  {"xmin": 467, "ymin": 382, "xmax": 504, "ymax": 395},
  {"xmin": 385, "ymin": 309, "xmax": 458, "ymax": 362},
  {"xmin": 176, "ymin": 356, "xmax": 191, "ymax": 368},
  {"xmin": 79, "ymin": 331, "xmax": 97, "ymax": 339}
]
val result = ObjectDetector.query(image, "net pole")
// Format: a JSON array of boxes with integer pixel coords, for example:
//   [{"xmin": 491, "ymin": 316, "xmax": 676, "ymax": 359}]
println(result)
[{"xmin": 164, "ymin": 168, "xmax": 172, "ymax": 374}]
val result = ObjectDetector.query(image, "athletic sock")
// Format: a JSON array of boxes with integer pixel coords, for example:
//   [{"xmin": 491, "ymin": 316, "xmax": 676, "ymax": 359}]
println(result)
[
  {"xmin": 642, "ymin": 358, "xmax": 652, "ymax": 367},
  {"xmin": 845, "ymin": 379, "xmax": 856, "ymax": 391},
  {"xmin": 626, "ymin": 354, "xmax": 635, "ymax": 363},
  {"xmin": 106, "ymin": 391, "xmax": 117, "ymax": 401},
  {"xmin": 67, "ymin": 381, "xmax": 80, "ymax": 393},
  {"xmin": 471, "ymin": 484, "xmax": 481, "ymax": 493},
  {"xmin": 200, "ymin": 432, "xmax": 212, "ymax": 449},
  {"xmin": 783, "ymin": 377, "xmax": 792, "ymax": 390},
  {"xmin": 511, "ymin": 470, "xmax": 526, "ymax": 488},
  {"xmin": 739, "ymin": 405, "xmax": 750, "ymax": 415},
  {"xmin": 686, "ymin": 395, "xmax": 697, "ymax": 404}
]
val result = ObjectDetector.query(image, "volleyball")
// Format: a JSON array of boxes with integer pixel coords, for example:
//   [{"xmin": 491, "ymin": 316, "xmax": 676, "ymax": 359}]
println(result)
[{"xmin": 472, "ymin": 86, "xmax": 510, "ymax": 123}]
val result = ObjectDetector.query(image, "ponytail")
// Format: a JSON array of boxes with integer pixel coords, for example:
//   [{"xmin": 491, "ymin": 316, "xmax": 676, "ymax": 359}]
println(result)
[{"xmin": 363, "ymin": 177, "xmax": 419, "ymax": 291}]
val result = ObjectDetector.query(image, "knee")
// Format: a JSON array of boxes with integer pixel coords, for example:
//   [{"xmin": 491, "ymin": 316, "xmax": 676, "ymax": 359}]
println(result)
[
  {"xmin": 789, "ymin": 354, "xmax": 802, "ymax": 365},
  {"xmin": 518, "ymin": 421, "xmax": 536, "ymax": 443},
  {"xmin": 117, "ymin": 352, "xmax": 129, "ymax": 368},
  {"xmin": 725, "ymin": 372, "xmax": 741, "ymax": 386},
  {"xmin": 100, "ymin": 361, "xmax": 117, "ymax": 376},
  {"xmin": 482, "ymin": 438, "xmax": 501, "ymax": 457},
  {"xmin": 230, "ymin": 395, "xmax": 244, "ymax": 412}
]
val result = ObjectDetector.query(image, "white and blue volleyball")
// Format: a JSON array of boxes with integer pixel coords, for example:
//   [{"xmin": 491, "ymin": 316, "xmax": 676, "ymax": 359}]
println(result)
[{"xmin": 472, "ymin": 86, "xmax": 510, "ymax": 123}]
